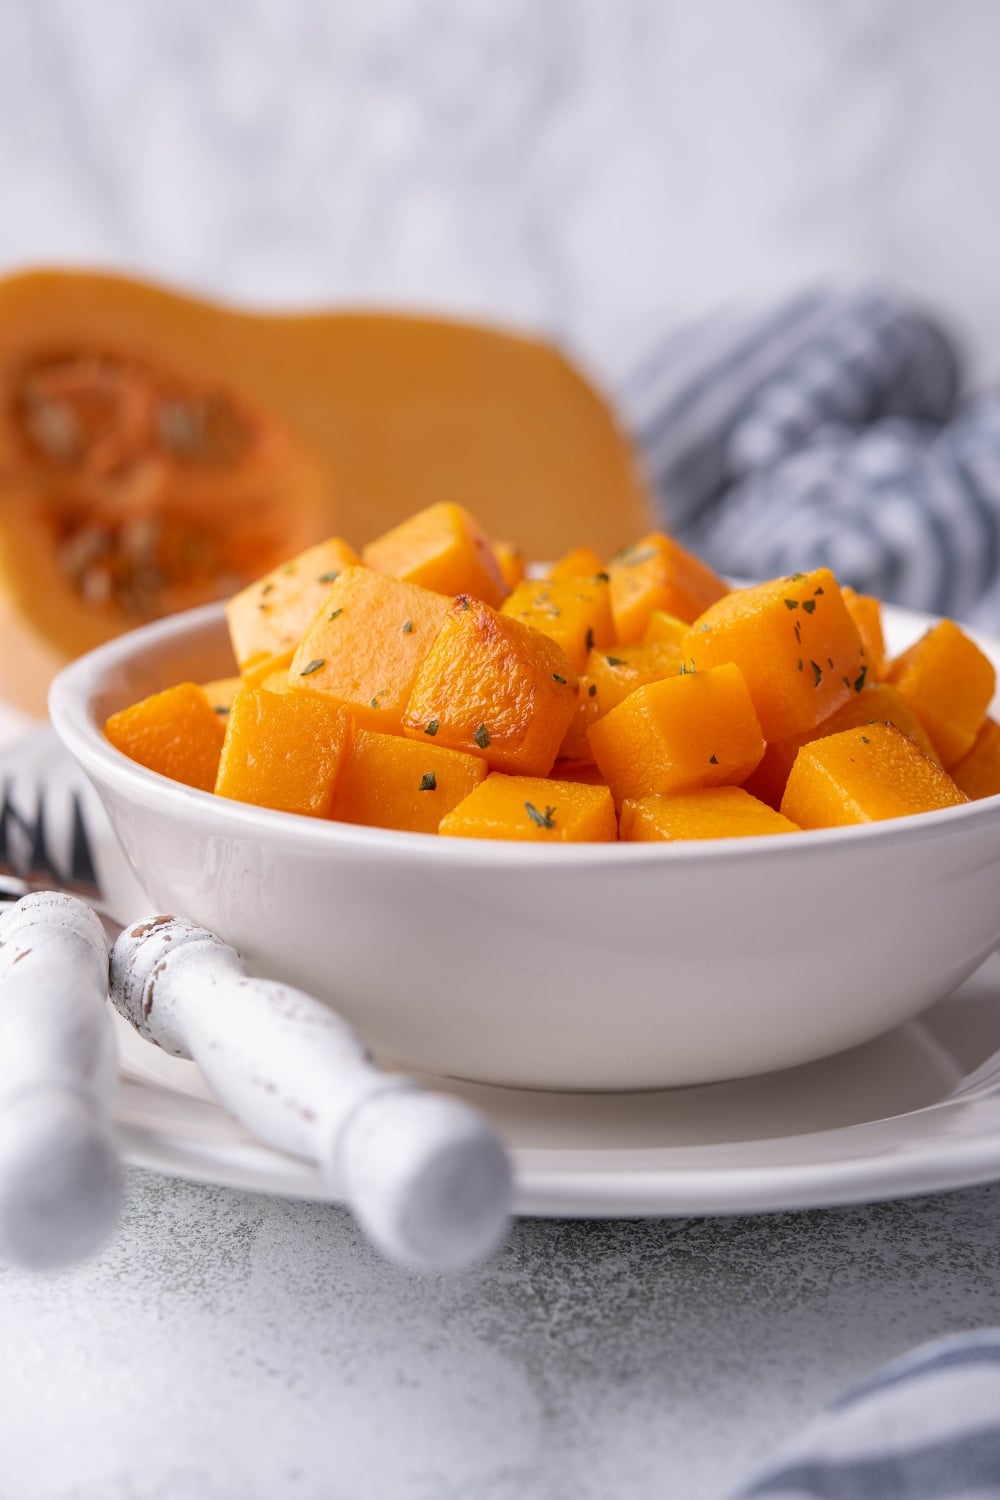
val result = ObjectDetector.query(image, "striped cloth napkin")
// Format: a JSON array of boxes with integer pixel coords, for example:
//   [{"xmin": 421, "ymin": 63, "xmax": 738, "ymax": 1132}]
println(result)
[
  {"xmin": 729, "ymin": 1330, "xmax": 1000, "ymax": 1498},
  {"xmin": 619, "ymin": 286, "xmax": 1000, "ymax": 634}
]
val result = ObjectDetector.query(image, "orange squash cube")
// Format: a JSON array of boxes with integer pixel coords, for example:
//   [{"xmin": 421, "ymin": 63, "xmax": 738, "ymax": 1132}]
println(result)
[
  {"xmin": 331, "ymin": 728, "xmax": 487, "ymax": 834},
  {"xmin": 888, "ymin": 619, "xmax": 996, "ymax": 767},
  {"xmin": 743, "ymin": 682, "xmax": 942, "ymax": 810},
  {"xmin": 558, "ymin": 641, "xmax": 684, "ymax": 762},
  {"xmin": 105, "ymin": 682, "xmax": 225, "ymax": 792},
  {"xmin": 362, "ymin": 502, "xmax": 506, "ymax": 608},
  {"xmin": 215, "ymin": 688, "xmax": 354, "ymax": 818},
  {"xmin": 225, "ymin": 535, "xmax": 361, "ymax": 675},
  {"xmin": 402, "ymin": 596, "xmax": 578, "ymax": 775},
  {"xmin": 620, "ymin": 787, "xmax": 800, "ymax": 841},
  {"xmin": 683, "ymin": 568, "xmax": 866, "ymax": 742},
  {"xmin": 499, "ymin": 576, "xmax": 614, "ymax": 672},
  {"xmin": 547, "ymin": 546, "xmax": 606, "ymax": 581},
  {"xmin": 841, "ymin": 587, "xmax": 887, "ymax": 679},
  {"xmin": 781, "ymin": 722, "xmax": 968, "ymax": 828},
  {"xmin": 288, "ymin": 566, "xmax": 450, "ymax": 734},
  {"xmin": 492, "ymin": 539, "xmax": 525, "ymax": 593},
  {"xmin": 439, "ymin": 773, "xmax": 617, "ymax": 842},
  {"xmin": 587, "ymin": 663, "xmax": 765, "ymax": 804},
  {"xmin": 608, "ymin": 531, "xmax": 729, "ymax": 643},
  {"xmin": 949, "ymin": 716, "xmax": 1000, "ymax": 800}
]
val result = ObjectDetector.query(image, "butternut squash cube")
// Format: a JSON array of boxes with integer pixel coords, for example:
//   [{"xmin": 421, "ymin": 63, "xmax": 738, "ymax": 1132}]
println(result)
[
  {"xmin": 682, "ymin": 568, "xmax": 865, "ymax": 742},
  {"xmin": 621, "ymin": 787, "xmax": 800, "ymax": 841},
  {"xmin": 608, "ymin": 531, "xmax": 729, "ymax": 643},
  {"xmin": 547, "ymin": 546, "xmax": 606, "ymax": 581},
  {"xmin": 949, "ymin": 716, "xmax": 1000, "ymax": 800},
  {"xmin": 558, "ymin": 641, "xmax": 684, "ymax": 762},
  {"xmin": 888, "ymin": 619, "xmax": 996, "ymax": 767},
  {"xmin": 215, "ymin": 688, "xmax": 354, "ymax": 818},
  {"xmin": 780, "ymin": 722, "xmax": 968, "ymax": 828},
  {"xmin": 439, "ymin": 773, "xmax": 617, "ymax": 842},
  {"xmin": 362, "ymin": 502, "xmax": 506, "ymax": 608},
  {"xmin": 499, "ymin": 576, "xmax": 614, "ymax": 671},
  {"xmin": 841, "ymin": 587, "xmax": 887, "ymax": 679},
  {"xmin": 331, "ymin": 728, "xmax": 487, "ymax": 834},
  {"xmin": 492, "ymin": 539, "xmax": 525, "ymax": 593},
  {"xmin": 288, "ymin": 566, "xmax": 450, "ymax": 734},
  {"xmin": 225, "ymin": 536, "xmax": 361, "ymax": 675},
  {"xmin": 743, "ymin": 682, "xmax": 942, "ymax": 810},
  {"xmin": 642, "ymin": 610, "xmax": 689, "ymax": 648},
  {"xmin": 105, "ymin": 682, "xmax": 225, "ymax": 793},
  {"xmin": 402, "ymin": 596, "xmax": 578, "ymax": 775},
  {"xmin": 587, "ymin": 663, "xmax": 765, "ymax": 805}
]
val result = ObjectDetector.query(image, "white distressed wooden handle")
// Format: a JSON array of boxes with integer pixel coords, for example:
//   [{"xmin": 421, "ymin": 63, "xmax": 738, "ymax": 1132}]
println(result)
[
  {"xmin": 0, "ymin": 892, "xmax": 122, "ymax": 1269},
  {"xmin": 109, "ymin": 917, "xmax": 511, "ymax": 1269}
]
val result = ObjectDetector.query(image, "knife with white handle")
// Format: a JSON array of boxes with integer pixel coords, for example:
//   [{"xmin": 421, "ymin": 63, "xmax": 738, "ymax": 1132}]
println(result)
[
  {"xmin": 110, "ymin": 916, "xmax": 512, "ymax": 1269},
  {"xmin": 0, "ymin": 891, "xmax": 122, "ymax": 1269}
]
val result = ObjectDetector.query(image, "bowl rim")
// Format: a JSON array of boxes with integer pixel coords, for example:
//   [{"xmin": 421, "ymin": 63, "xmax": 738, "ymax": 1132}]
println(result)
[{"xmin": 48, "ymin": 599, "xmax": 1000, "ymax": 870}]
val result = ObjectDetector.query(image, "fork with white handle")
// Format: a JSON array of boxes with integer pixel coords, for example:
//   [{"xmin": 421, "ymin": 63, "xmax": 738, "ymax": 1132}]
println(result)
[{"xmin": 0, "ymin": 780, "xmax": 512, "ymax": 1271}]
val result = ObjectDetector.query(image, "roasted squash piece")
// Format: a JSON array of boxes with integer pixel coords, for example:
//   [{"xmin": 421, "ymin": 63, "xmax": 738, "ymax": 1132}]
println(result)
[
  {"xmin": 499, "ymin": 575, "xmax": 614, "ymax": 672},
  {"xmin": 215, "ymin": 688, "xmax": 354, "ymax": 818},
  {"xmin": 781, "ymin": 722, "xmax": 968, "ymax": 828},
  {"xmin": 287, "ymin": 566, "xmax": 450, "ymax": 734},
  {"xmin": 558, "ymin": 640, "xmax": 684, "ymax": 762},
  {"xmin": 608, "ymin": 532, "xmax": 729, "ymax": 643},
  {"xmin": 105, "ymin": 682, "xmax": 225, "ymax": 792},
  {"xmin": 331, "ymin": 728, "xmax": 487, "ymax": 834},
  {"xmin": 743, "ymin": 682, "xmax": 942, "ymax": 810},
  {"xmin": 888, "ymin": 619, "xmax": 996, "ymax": 767},
  {"xmin": 949, "ymin": 716, "xmax": 1000, "ymax": 800},
  {"xmin": 841, "ymin": 587, "xmax": 887, "ymax": 680},
  {"xmin": 683, "ymin": 569, "xmax": 866, "ymax": 742},
  {"xmin": 362, "ymin": 502, "xmax": 505, "ymax": 608},
  {"xmin": 225, "ymin": 535, "xmax": 360, "ymax": 675},
  {"xmin": 402, "ymin": 596, "xmax": 578, "ymax": 776},
  {"xmin": 621, "ymin": 787, "xmax": 800, "ymax": 841},
  {"xmin": 439, "ymin": 773, "xmax": 617, "ymax": 842},
  {"xmin": 588, "ymin": 663, "xmax": 765, "ymax": 805}
]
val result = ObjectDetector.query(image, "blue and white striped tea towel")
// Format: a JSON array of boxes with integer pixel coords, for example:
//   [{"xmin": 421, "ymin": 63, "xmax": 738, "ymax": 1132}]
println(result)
[
  {"xmin": 729, "ymin": 1330, "xmax": 1000, "ymax": 1498},
  {"xmin": 620, "ymin": 287, "xmax": 1000, "ymax": 634}
]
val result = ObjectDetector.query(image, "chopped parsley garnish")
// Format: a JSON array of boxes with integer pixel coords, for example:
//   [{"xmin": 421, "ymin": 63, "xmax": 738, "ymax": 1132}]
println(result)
[
  {"xmin": 318, "ymin": 571, "xmax": 339, "ymax": 583},
  {"xmin": 594, "ymin": 571, "xmax": 610, "ymax": 583},
  {"xmin": 814, "ymin": 586, "xmax": 825, "ymax": 595},
  {"xmin": 854, "ymin": 665, "xmax": 868, "ymax": 693},
  {"xmin": 801, "ymin": 599, "xmax": 817, "ymax": 614},
  {"xmin": 369, "ymin": 697, "xmax": 379, "ymax": 709},
  {"xmin": 213, "ymin": 704, "xmax": 229, "ymax": 714},
  {"xmin": 458, "ymin": 595, "xmax": 471, "ymax": 610},
  {"xmin": 299, "ymin": 659, "xmax": 325, "ymax": 676},
  {"xmin": 585, "ymin": 627, "xmax": 595, "ymax": 652},
  {"xmin": 418, "ymin": 772, "xmax": 437, "ymax": 791},
  {"xmin": 810, "ymin": 660, "xmax": 823, "ymax": 687},
  {"xmin": 552, "ymin": 673, "xmax": 567, "ymax": 684},
  {"xmin": 328, "ymin": 607, "xmax": 343, "ymax": 620},
  {"xmin": 525, "ymin": 802, "xmax": 557, "ymax": 829},
  {"xmin": 709, "ymin": 754, "xmax": 718, "ymax": 765},
  {"xmin": 401, "ymin": 619, "xmax": 413, "ymax": 633},
  {"xmin": 425, "ymin": 720, "xmax": 439, "ymax": 736},
  {"xmin": 260, "ymin": 582, "xmax": 275, "ymax": 596},
  {"xmin": 783, "ymin": 599, "xmax": 799, "ymax": 611},
  {"xmin": 588, "ymin": 683, "xmax": 597, "ymax": 697},
  {"xmin": 606, "ymin": 656, "xmax": 627, "ymax": 667},
  {"xmin": 473, "ymin": 723, "xmax": 490, "ymax": 749},
  {"xmin": 861, "ymin": 735, "xmax": 870, "ymax": 744},
  {"xmin": 798, "ymin": 659, "xmax": 804, "ymax": 671}
]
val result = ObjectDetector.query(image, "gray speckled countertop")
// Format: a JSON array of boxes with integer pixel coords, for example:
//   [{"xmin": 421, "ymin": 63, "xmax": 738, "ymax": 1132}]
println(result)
[{"xmin": 4, "ymin": 1171, "xmax": 999, "ymax": 1499}]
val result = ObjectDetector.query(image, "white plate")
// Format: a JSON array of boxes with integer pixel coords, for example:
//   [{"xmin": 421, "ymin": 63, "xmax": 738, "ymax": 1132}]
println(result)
[{"xmin": 6, "ymin": 728, "xmax": 1000, "ymax": 1218}]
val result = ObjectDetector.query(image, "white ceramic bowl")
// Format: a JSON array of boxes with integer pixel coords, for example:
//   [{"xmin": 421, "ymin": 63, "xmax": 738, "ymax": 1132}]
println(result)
[{"xmin": 49, "ymin": 600, "xmax": 1000, "ymax": 1092}]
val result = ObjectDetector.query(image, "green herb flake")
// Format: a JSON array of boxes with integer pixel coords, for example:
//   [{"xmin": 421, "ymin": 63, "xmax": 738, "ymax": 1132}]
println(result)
[
  {"xmin": 585, "ymin": 627, "xmax": 595, "ymax": 652},
  {"xmin": 789, "ymin": 572, "xmax": 806, "ymax": 581},
  {"xmin": 212, "ymin": 704, "xmax": 229, "ymax": 714},
  {"xmin": 594, "ymin": 571, "xmax": 610, "ymax": 583},
  {"xmin": 709, "ymin": 754, "xmax": 718, "ymax": 765},
  {"xmin": 827, "ymin": 657, "xmax": 834, "ymax": 668},
  {"xmin": 814, "ymin": 586, "xmax": 825, "ymax": 596},
  {"xmin": 588, "ymin": 683, "xmax": 597, "ymax": 697},
  {"xmin": 624, "ymin": 546, "xmax": 658, "ymax": 567},
  {"xmin": 525, "ymin": 802, "xmax": 557, "ymax": 829},
  {"xmin": 458, "ymin": 595, "xmax": 471, "ymax": 611},
  {"xmin": 370, "ymin": 698, "xmax": 379, "ymax": 710},
  {"xmin": 318, "ymin": 571, "xmax": 340, "ymax": 583},
  {"xmin": 843, "ymin": 676, "xmax": 852, "ymax": 690},
  {"xmin": 328, "ymin": 607, "xmax": 343, "ymax": 621},
  {"xmin": 260, "ymin": 581, "xmax": 275, "ymax": 596},
  {"xmin": 854, "ymin": 664, "xmax": 868, "ymax": 693},
  {"xmin": 798, "ymin": 659, "xmax": 804, "ymax": 672},
  {"xmin": 801, "ymin": 599, "xmax": 817, "ymax": 614},
  {"xmin": 299, "ymin": 658, "xmax": 325, "ymax": 676},
  {"xmin": 401, "ymin": 619, "xmax": 413, "ymax": 633},
  {"xmin": 794, "ymin": 621, "xmax": 802, "ymax": 643},
  {"xmin": 552, "ymin": 673, "xmax": 567, "ymax": 685},
  {"xmin": 418, "ymin": 772, "xmax": 437, "ymax": 792},
  {"xmin": 473, "ymin": 723, "xmax": 490, "ymax": 750},
  {"xmin": 783, "ymin": 599, "xmax": 799, "ymax": 611},
  {"xmin": 810, "ymin": 660, "xmax": 823, "ymax": 687},
  {"xmin": 425, "ymin": 720, "xmax": 439, "ymax": 737},
  {"xmin": 283, "ymin": 565, "xmax": 296, "ymax": 576},
  {"xmin": 606, "ymin": 656, "xmax": 627, "ymax": 667},
  {"xmin": 861, "ymin": 735, "xmax": 870, "ymax": 744}
]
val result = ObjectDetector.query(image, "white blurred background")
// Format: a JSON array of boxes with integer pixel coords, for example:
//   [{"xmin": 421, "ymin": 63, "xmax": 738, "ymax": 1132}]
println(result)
[{"xmin": 0, "ymin": 0, "xmax": 997, "ymax": 386}]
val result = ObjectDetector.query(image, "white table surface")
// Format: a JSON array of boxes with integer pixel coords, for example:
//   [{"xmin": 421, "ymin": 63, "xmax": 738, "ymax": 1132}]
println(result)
[{"xmin": 3, "ymin": 710, "xmax": 1000, "ymax": 1499}]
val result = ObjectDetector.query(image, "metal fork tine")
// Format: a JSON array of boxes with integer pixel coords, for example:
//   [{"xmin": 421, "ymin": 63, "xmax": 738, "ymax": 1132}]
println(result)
[{"xmin": 67, "ymin": 791, "xmax": 101, "ymax": 895}]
